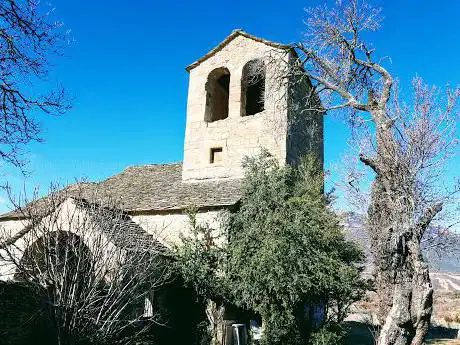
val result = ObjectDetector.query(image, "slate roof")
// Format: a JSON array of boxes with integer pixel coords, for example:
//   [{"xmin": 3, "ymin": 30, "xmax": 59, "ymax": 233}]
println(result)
[
  {"xmin": 185, "ymin": 29, "xmax": 292, "ymax": 72},
  {"xmin": 98, "ymin": 162, "xmax": 243, "ymax": 212},
  {"xmin": 0, "ymin": 162, "xmax": 243, "ymax": 220},
  {"xmin": 75, "ymin": 199, "xmax": 166, "ymax": 253}
]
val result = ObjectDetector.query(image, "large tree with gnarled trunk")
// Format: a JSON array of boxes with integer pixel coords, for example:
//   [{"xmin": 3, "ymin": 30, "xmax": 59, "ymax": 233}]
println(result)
[{"xmin": 285, "ymin": 1, "xmax": 460, "ymax": 344}]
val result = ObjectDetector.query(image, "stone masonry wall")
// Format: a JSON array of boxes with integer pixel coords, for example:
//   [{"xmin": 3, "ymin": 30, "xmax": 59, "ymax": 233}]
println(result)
[
  {"xmin": 182, "ymin": 35, "xmax": 290, "ymax": 181},
  {"xmin": 286, "ymin": 63, "xmax": 324, "ymax": 167},
  {"xmin": 131, "ymin": 209, "xmax": 222, "ymax": 248},
  {"xmin": 0, "ymin": 201, "xmax": 223, "ymax": 281}
]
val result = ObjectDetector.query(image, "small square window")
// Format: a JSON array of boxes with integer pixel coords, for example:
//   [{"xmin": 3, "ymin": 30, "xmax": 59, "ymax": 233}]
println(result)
[{"xmin": 210, "ymin": 147, "xmax": 223, "ymax": 164}]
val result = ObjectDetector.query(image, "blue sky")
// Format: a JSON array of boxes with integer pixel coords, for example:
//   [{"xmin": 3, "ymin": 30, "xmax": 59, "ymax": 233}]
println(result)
[{"xmin": 1, "ymin": 0, "xmax": 460, "ymax": 213}]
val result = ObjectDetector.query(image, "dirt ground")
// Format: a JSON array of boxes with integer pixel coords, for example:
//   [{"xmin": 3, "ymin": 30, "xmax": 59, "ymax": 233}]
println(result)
[
  {"xmin": 344, "ymin": 322, "xmax": 460, "ymax": 345},
  {"xmin": 426, "ymin": 291, "xmax": 460, "ymax": 345},
  {"xmin": 344, "ymin": 291, "xmax": 460, "ymax": 345},
  {"xmin": 433, "ymin": 292, "xmax": 460, "ymax": 324}
]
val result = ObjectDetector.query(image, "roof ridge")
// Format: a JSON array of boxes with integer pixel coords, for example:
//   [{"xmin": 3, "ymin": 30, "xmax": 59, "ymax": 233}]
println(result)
[
  {"xmin": 123, "ymin": 161, "xmax": 182, "ymax": 171},
  {"xmin": 186, "ymin": 29, "xmax": 291, "ymax": 72}
]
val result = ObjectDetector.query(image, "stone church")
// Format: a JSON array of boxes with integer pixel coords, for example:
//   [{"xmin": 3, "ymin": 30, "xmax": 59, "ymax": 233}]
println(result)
[{"xmin": 0, "ymin": 30, "xmax": 322, "ymax": 278}]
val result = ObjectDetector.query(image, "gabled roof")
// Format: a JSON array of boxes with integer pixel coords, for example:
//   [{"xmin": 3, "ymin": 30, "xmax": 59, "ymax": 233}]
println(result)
[
  {"xmin": 0, "ymin": 196, "xmax": 167, "ymax": 253},
  {"xmin": 185, "ymin": 29, "xmax": 292, "ymax": 72},
  {"xmin": 0, "ymin": 162, "xmax": 243, "ymax": 220},
  {"xmin": 75, "ymin": 199, "xmax": 166, "ymax": 252},
  {"xmin": 94, "ymin": 162, "xmax": 242, "ymax": 213}
]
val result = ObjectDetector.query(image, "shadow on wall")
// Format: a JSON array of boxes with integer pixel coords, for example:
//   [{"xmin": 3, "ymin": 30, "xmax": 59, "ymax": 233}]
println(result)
[{"xmin": 150, "ymin": 273, "xmax": 210, "ymax": 345}]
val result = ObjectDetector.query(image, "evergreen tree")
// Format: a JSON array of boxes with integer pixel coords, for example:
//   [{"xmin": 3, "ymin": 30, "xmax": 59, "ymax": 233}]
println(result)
[{"xmin": 175, "ymin": 152, "xmax": 368, "ymax": 345}]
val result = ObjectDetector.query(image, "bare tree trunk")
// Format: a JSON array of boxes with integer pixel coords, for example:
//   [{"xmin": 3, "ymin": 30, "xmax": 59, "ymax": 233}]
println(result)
[
  {"xmin": 369, "ymin": 177, "xmax": 434, "ymax": 345},
  {"xmin": 376, "ymin": 240, "xmax": 433, "ymax": 345},
  {"xmin": 291, "ymin": 2, "xmax": 459, "ymax": 344},
  {"xmin": 368, "ymin": 177, "xmax": 394, "ymax": 324},
  {"xmin": 411, "ymin": 257, "xmax": 433, "ymax": 345},
  {"xmin": 206, "ymin": 300, "xmax": 225, "ymax": 345}
]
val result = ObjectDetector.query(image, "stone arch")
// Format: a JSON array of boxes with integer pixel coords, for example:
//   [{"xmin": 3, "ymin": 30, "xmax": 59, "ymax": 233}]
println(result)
[
  {"xmin": 2, "ymin": 197, "xmax": 175, "ymax": 321},
  {"xmin": 205, "ymin": 67, "xmax": 230, "ymax": 122},
  {"xmin": 241, "ymin": 59, "xmax": 266, "ymax": 116},
  {"xmin": 15, "ymin": 230, "xmax": 93, "ymax": 284}
]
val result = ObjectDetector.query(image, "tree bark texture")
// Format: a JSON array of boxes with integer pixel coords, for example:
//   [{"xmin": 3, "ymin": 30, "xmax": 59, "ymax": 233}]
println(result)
[{"xmin": 369, "ymin": 177, "xmax": 433, "ymax": 345}]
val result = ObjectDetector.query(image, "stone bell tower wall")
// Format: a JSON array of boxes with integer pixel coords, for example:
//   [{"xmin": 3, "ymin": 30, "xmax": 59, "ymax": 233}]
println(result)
[
  {"xmin": 286, "ymin": 62, "xmax": 324, "ymax": 168},
  {"xmin": 182, "ymin": 35, "xmax": 291, "ymax": 182}
]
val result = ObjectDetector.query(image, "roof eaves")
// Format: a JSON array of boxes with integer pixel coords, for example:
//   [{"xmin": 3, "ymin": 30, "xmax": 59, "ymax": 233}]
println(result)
[{"xmin": 126, "ymin": 201, "xmax": 239, "ymax": 215}]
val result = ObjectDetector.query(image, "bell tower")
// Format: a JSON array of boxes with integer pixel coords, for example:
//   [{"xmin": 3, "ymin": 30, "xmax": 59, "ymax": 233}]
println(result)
[{"xmin": 182, "ymin": 30, "xmax": 323, "ymax": 182}]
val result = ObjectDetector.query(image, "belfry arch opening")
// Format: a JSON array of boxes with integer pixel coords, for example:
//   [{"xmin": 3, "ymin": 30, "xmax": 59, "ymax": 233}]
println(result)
[
  {"xmin": 205, "ymin": 67, "xmax": 230, "ymax": 122},
  {"xmin": 241, "ymin": 59, "xmax": 265, "ymax": 116}
]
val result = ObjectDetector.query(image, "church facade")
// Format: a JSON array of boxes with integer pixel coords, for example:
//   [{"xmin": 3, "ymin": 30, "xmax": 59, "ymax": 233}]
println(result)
[{"xmin": 0, "ymin": 30, "xmax": 323, "ymax": 278}]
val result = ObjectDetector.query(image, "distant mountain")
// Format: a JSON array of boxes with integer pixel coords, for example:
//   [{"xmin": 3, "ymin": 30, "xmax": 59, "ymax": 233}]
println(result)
[
  {"xmin": 340, "ymin": 212, "xmax": 460, "ymax": 274},
  {"xmin": 340, "ymin": 212, "xmax": 373, "ymax": 277}
]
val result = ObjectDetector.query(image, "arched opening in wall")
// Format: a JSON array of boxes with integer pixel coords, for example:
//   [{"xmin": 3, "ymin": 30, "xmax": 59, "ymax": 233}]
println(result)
[
  {"xmin": 205, "ymin": 67, "xmax": 230, "ymax": 122},
  {"xmin": 241, "ymin": 59, "xmax": 265, "ymax": 116},
  {"xmin": 15, "ymin": 231, "xmax": 93, "ymax": 289}
]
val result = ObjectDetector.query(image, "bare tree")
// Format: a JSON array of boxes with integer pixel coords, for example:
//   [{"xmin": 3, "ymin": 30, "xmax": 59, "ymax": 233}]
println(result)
[
  {"xmin": 284, "ymin": 1, "xmax": 460, "ymax": 344},
  {"xmin": 0, "ymin": 0, "xmax": 70, "ymax": 168},
  {"xmin": 0, "ymin": 185, "xmax": 170, "ymax": 345}
]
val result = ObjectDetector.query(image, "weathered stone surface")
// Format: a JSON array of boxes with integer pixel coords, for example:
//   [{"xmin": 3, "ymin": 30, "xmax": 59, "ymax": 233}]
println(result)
[
  {"xmin": 183, "ymin": 31, "xmax": 291, "ymax": 181},
  {"xmin": 183, "ymin": 30, "xmax": 323, "ymax": 181}
]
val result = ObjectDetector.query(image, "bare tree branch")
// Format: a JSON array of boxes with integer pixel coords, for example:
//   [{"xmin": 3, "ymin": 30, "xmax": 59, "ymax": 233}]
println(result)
[
  {"xmin": 0, "ymin": 184, "xmax": 170, "ymax": 344},
  {"xmin": 275, "ymin": 1, "xmax": 460, "ymax": 344},
  {"xmin": 0, "ymin": 0, "xmax": 70, "ymax": 170}
]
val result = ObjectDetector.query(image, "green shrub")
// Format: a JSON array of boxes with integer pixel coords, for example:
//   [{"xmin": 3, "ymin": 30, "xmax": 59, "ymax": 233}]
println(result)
[
  {"xmin": 310, "ymin": 324, "xmax": 345, "ymax": 345},
  {"xmin": 175, "ymin": 152, "xmax": 368, "ymax": 345}
]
